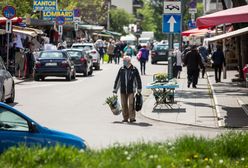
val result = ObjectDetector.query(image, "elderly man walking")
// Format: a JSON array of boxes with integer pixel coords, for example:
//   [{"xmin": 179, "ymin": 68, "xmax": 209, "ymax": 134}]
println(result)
[{"xmin": 113, "ymin": 56, "xmax": 142, "ymax": 123}]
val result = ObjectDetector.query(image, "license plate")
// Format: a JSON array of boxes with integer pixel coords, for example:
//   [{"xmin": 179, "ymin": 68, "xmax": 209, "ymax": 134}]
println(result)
[
  {"xmin": 46, "ymin": 63, "xmax": 57, "ymax": 66},
  {"xmin": 159, "ymin": 52, "xmax": 166, "ymax": 55}
]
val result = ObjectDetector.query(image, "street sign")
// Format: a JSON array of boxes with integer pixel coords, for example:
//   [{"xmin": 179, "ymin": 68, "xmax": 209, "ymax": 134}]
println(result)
[
  {"xmin": 189, "ymin": 8, "xmax": 197, "ymax": 14},
  {"xmin": 162, "ymin": 14, "xmax": 181, "ymax": 33},
  {"xmin": 6, "ymin": 20, "xmax": 12, "ymax": 33},
  {"xmin": 2, "ymin": 5, "xmax": 16, "ymax": 20},
  {"xmin": 33, "ymin": 0, "xmax": 57, "ymax": 11},
  {"xmin": 58, "ymin": 25, "xmax": 63, "ymax": 36},
  {"xmin": 74, "ymin": 22, "xmax": 78, "ymax": 31},
  {"xmin": 188, "ymin": 20, "xmax": 196, "ymax": 29},
  {"xmin": 73, "ymin": 9, "xmax": 81, "ymax": 22},
  {"xmin": 43, "ymin": 10, "xmax": 73, "ymax": 22},
  {"xmin": 164, "ymin": 1, "xmax": 181, "ymax": 14},
  {"xmin": 56, "ymin": 16, "xmax": 65, "ymax": 25}
]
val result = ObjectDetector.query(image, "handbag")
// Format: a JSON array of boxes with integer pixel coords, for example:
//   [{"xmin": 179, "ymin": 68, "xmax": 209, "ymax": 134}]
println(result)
[
  {"xmin": 103, "ymin": 54, "xmax": 109, "ymax": 62},
  {"xmin": 134, "ymin": 92, "xmax": 143, "ymax": 111},
  {"xmin": 137, "ymin": 51, "xmax": 142, "ymax": 60}
]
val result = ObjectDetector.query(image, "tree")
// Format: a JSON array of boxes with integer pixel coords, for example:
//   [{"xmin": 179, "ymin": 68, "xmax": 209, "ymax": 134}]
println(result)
[{"xmin": 110, "ymin": 8, "xmax": 134, "ymax": 34}]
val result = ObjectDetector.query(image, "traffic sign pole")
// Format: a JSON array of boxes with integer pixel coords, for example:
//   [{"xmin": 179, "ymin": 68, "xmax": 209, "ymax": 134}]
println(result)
[{"xmin": 6, "ymin": 20, "xmax": 12, "ymax": 69}]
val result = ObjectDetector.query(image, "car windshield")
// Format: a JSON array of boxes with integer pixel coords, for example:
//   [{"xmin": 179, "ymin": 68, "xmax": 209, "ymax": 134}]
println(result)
[
  {"xmin": 67, "ymin": 51, "xmax": 83, "ymax": 58},
  {"xmin": 155, "ymin": 45, "xmax": 168, "ymax": 50},
  {"xmin": 40, "ymin": 52, "xmax": 66, "ymax": 59},
  {"xmin": 72, "ymin": 45, "xmax": 93, "ymax": 51}
]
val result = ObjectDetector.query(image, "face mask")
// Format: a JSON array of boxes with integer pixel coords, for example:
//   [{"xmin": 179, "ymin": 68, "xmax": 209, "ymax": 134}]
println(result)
[{"xmin": 123, "ymin": 60, "xmax": 128, "ymax": 67}]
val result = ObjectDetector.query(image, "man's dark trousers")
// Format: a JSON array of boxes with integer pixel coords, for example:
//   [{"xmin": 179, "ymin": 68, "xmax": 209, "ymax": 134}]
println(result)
[{"xmin": 187, "ymin": 68, "xmax": 199, "ymax": 87}]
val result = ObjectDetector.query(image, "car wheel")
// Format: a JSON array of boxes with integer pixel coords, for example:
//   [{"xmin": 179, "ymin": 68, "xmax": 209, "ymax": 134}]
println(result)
[
  {"xmin": 34, "ymin": 75, "xmax": 40, "ymax": 81},
  {"xmin": 66, "ymin": 72, "xmax": 72, "ymax": 81},
  {"xmin": 0, "ymin": 87, "xmax": 5, "ymax": 102},
  {"xmin": 6, "ymin": 85, "xmax": 15, "ymax": 103},
  {"xmin": 88, "ymin": 66, "xmax": 93, "ymax": 76},
  {"xmin": 95, "ymin": 64, "xmax": 100, "ymax": 70}
]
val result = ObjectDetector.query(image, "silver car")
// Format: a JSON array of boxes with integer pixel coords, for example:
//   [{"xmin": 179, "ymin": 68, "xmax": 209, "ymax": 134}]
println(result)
[
  {"xmin": 0, "ymin": 57, "xmax": 15, "ymax": 103},
  {"xmin": 71, "ymin": 43, "xmax": 101, "ymax": 70}
]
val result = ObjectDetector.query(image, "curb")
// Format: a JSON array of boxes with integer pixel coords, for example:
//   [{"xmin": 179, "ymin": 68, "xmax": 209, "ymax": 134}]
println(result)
[
  {"xmin": 14, "ymin": 78, "xmax": 33, "ymax": 85},
  {"xmin": 237, "ymin": 98, "xmax": 248, "ymax": 117},
  {"xmin": 140, "ymin": 92, "xmax": 219, "ymax": 129},
  {"xmin": 206, "ymin": 72, "xmax": 225, "ymax": 127}
]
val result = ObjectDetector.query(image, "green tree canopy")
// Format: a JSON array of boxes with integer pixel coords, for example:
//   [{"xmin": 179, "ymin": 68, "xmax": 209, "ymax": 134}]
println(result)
[{"xmin": 110, "ymin": 8, "xmax": 134, "ymax": 34}]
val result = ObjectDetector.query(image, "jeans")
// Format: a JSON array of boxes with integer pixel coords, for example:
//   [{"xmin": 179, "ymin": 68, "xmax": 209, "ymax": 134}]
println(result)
[
  {"xmin": 214, "ymin": 64, "xmax": 222, "ymax": 82},
  {"xmin": 140, "ymin": 60, "xmax": 146, "ymax": 75}
]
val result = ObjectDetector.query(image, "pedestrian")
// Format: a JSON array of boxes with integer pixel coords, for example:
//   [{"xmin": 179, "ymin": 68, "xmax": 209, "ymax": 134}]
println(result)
[
  {"xmin": 198, "ymin": 45, "xmax": 208, "ymax": 78},
  {"xmin": 212, "ymin": 45, "xmax": 225, "ymax": 83},
  {"xmin": 113, "ymin": 56, "xmax": 142, "ymax": 123},
  {"xmin": 173, "ymin": 47, "xmax": 182, "ymax": 79},
  {"xmin": 123, "ymin": 45, "xmax": 134, "ymax": 57},
  {"xmin": 113, "ymin": 42, "xmax": 122, "ymax": 64},
  {"xmin": 107, "ymin": 40, "xmax": 115, "ymax": 63},
  {"xmin": 138, "ymin": 45, "xmax": 149, "ymax": 75},
  {"xmin": 184, "ymin": 45, "xmax": 203, "ymax": 88}
]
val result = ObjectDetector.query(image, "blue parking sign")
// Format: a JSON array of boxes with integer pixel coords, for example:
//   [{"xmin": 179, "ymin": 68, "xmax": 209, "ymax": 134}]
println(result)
[{"xmin": 2, "ymin": 6, "xmax": 16, "ymax": 20}]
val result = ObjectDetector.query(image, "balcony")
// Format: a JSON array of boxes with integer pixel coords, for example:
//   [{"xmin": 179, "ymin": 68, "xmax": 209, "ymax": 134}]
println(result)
[{"xmin": 133, "ymin": 0, "xmax": 144, "ymax": 8}]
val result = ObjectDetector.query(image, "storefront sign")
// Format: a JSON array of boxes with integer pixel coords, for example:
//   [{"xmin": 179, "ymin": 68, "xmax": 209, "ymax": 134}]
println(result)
[
  {"xmin": 43, "ymin": 10, "xmax": 73, "ymax": 22},
  {"xmin": 33, "ymin": 0, "xmax": 57, "ymax": 11}
]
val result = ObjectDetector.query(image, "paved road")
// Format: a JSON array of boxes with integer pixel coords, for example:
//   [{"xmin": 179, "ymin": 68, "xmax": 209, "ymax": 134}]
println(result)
[{"xmin": 14, "ymin": 59, "xmax": 223, "ymax": 148}]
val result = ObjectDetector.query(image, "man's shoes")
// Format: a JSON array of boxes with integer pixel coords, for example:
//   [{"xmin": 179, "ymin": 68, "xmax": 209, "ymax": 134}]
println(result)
[
  {"xmin": 122, "ymin": 119, "xmax": 128, "ymax": 123},
  {"xmin": 188, "ymin": 83, "xmax": 191, "ymax": 88},
  {"xmin": 193, "ymin": 85, "xmax": 197, "ymax": 88},
  {"xmin": 129, "ymin": 119, "xmax": 136, "ymax": 123}
]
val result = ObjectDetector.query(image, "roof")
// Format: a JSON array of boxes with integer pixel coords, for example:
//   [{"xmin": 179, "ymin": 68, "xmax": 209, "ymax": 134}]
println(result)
[
  {"xmin": 196, "ymin": 5, "xmax": 248, "ymax": 29},
  {"xmin": 204, "ymin": 26, "xmax": 248, "ymax": 43}
]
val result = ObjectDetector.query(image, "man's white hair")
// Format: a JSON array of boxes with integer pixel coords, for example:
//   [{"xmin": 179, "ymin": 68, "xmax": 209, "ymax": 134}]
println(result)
[{"xmin": 123, "ymin": 55, "xmax": 131, "ymax": 62}]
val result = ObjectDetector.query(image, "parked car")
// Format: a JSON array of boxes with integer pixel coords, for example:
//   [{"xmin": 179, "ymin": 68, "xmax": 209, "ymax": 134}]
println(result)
[
  {"xmin": 63, "ymin": 49, "xmax": 93, "ymax": 76},
  {"xmin": 34, "ymin": 50, "xmax": 76, "ymax": 81},
  {"xmin": 0, "ymin": 102, "xmax": 87, "ymax": 153},
  {"xmin": 151, "ymin": 44, "xmax": 169, "ymax": 64},
  {"xmin": 71, "ymin": 43, "xmax": 101, "ymax": 70},
  {"xmin": 0, "ymin": 57, "xmax": 15, "ymax": 103}
]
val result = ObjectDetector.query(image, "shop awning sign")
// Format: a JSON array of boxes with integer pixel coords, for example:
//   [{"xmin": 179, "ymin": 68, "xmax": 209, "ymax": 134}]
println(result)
[
  {"xmin": 33, "ymin": 0, "xmax": 57, "ymax": 11},
  {"xmin": 43, "ymin": 10, "xmax": 73, "ymax": 22}
]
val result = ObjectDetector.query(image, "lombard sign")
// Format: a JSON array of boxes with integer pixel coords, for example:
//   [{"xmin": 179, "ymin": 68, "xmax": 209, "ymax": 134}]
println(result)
[
  {"xmin": 33, "ymin": 0, "xmax": 57, "ymax": 11},
  {"xmin": 43, "ymin": 10, "xmax": 73, "ymax": 22}
]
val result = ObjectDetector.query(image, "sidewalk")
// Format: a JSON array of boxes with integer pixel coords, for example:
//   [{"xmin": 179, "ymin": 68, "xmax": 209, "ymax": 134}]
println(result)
[
  {"xmin": 207, "ymin": 70, "xmax": 248, "ymax": 128},
  {"xmin": 142, "ymin": 68, "xmax": 219, "ymax": 128},
  {"xmin": 141, "ymin": 68, "xmax": 248, "ymax": 128}
]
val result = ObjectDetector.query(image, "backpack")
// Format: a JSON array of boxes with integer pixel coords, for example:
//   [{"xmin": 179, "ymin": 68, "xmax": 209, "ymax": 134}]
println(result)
[{"xmin": 134, "ymin": 92, "xmax": 143, "ymax": 111}]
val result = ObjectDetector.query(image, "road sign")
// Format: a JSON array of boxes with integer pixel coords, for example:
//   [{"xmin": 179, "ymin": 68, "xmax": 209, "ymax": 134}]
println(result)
[
  {"xmin": 189, "ymin": 8, "xmax": 197, "ymax": 14},
  {"xmin": 56, "ymin": 16, "xmax": 65, "ymax": 25},
  {"xmin": 188, "ymin": 20, "xmax": 196, "ymax": 29},
  {"xmin": 162, "ymin": 14, "xmax": 181, "ymax": 33},
  {"xmin": 74, "ymin": 22, "xmax": 78, "ymax": 31},
  {"xmin": 58, "ymin": 25, "xmax": 63, "ymax": 36},
  {"xmin": 2, "ymin": 5, "xmax": 16, "ymax": 19},
  {"xmin": 6, "ymin": 20, "xmax": 12, "ymax": 33},
  {"xmin": 73, "ymin": 9, "xmax": 81, "ymax": 22},
  {"xmin": 164, "ymin": 1, "xmax": 181, "ymax": 14}
]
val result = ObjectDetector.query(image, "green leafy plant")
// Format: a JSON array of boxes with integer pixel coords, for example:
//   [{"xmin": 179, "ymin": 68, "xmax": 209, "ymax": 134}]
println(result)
[
  {"xmin": 153, "ymin": 73, "xmax": 168, "ymax": 82},
  {"xmin": 105, "ymin": 95, "xmax": 118, "ymax": 108}
]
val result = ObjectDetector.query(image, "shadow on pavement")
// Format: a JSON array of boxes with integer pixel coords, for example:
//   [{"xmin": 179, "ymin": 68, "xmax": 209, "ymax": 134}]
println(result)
[
  {"xmin": 222, "ymin": 106, "xmax": 248, "ymax": 128},
  {"xmin": 152, "ymin": 108, "xmax": 186, "ymax": 113},
  {"xmin": 112, "ymin": 121, "xmax": 152, "ymax": 127},
  {"xmin": 184, "ymin": 102, "xmax": 213, "ymax": 108},
  {"xmin": 9, "ymin": 102, "xmax": 19, "ymax": 107}
]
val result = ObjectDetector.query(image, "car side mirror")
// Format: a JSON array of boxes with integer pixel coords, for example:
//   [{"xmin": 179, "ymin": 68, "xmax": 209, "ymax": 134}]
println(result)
[{"xmin": 29, "ymin": 122, "xmax": 38, "ymax": 133}]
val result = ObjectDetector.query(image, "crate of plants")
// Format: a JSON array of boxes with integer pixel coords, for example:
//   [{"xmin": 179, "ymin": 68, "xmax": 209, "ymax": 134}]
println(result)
[
  {"xmin": 105, "ymin": 95, "xmax": 122, "ymax": 115},
  {"xmin": 152, "ymin": 73, "xmax": 168, "ymax": 83}
]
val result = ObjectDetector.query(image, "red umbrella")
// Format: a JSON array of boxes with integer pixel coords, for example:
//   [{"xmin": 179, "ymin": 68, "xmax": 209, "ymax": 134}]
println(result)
[
  {"xmin": 0, "ymin": 17, "xmax": 22, "ymax": 25},
  {"xmin": 196, "ymin": 5, "xmax": 248, "ymax": 29},
  {"xmin": 181, "ymin": 28, "xmax": 210, "ymax": 36}
]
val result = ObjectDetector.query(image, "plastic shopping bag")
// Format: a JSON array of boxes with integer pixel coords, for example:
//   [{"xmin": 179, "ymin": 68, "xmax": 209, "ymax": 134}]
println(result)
[
  {"xmin": 105, "ymin": 95, "xmax": 122, "ymax": 115},
  {"xmin": 103, "ymin": 54, "xmax": 109, "ymax": 63}
]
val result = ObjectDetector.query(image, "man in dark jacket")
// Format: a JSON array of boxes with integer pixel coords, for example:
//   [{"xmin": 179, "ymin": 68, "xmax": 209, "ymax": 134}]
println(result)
[
  {"xmin": 184, "ymin": 45, "xmax": 203, "ymax": 88},
  {"xmin": 212, "ymin": 45, "xmax": 225, "ymax": 83},
  {"xmin": 113, "ymin": 56, "xmax": 142, "ymax": 123}
]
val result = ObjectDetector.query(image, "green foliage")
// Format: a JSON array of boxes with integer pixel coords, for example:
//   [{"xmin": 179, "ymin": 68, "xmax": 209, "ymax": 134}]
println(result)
[
  {"xmin": 0, "ymin": 132, "xmax": 248, "ymax": 167},
  {"xmin": 137, "ymin": 0, "xmax": 157, "ymax": 32},
  {"xmin": 110, "ymin": 8, "xmax": 135, "ymax": 34}
]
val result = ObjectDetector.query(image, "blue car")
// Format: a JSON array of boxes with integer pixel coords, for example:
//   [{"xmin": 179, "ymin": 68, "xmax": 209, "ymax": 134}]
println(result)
[{"xmin": 0, "ymin": 103, "xmax": 86, "ymax": 153}]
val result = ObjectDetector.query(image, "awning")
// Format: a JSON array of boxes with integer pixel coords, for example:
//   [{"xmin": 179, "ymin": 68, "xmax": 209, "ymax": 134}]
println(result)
[
  {"xmin": 78, "ymin": 24, "xmax": 104, "ymax": 31},
  {"xmin": 196, "ymin": 5, "xmax": 248, "ymax": 29},
  {"xmin": 13, "ymin": 26, "xmax": 43, "ymax": 35},
  {"xmin": 204, "ymin": 26, "xmax": 248, "ymax": 43},
  {"xmin": 13, "ymin": 29, "xmax": 37, "ymax": 37},
  {"xmin": 103, "ymin": 30, "xmax": 122, "ymax": 36},
  {"xmin": 181, "ymin": 28, "xmax": 210, "ymax": 36},
  {"xmin": 0, "ymin": 17, "xmax": 23, "ymax": 25}
]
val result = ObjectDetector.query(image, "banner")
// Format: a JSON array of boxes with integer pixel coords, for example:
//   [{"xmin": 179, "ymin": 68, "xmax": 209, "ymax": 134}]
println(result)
[
  {"xmin": 43, "ymin": 10, "xmax": 73, "ymax": 22},
  {"xmin": 33, "ymin": 0, "xmax": 57, "ymax": 11}
]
